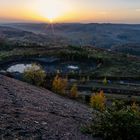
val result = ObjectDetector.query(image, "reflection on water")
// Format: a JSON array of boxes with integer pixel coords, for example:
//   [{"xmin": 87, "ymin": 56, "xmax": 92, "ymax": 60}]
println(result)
[
  {"xmin": 7, "ymin": 64, "xmax": 32, "ymax": 73},
  {"xmin": 3, "ymin": 57, "xmax": 96, "ymax": 75},
  {"xmin": 67, "ymin": 65, "xmax": 79, "ymax": 70},
  {"xmin": 6, "ymin": 63, "xmax": 80, "ymax": 74}
]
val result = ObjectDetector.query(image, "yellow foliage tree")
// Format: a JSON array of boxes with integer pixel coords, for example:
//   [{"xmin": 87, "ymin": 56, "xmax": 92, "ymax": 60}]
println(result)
[
  {"xmin": 90, "ymin": 90, "xmax": 106, "ymax": 111},
  {"xmin": 52, "ymin": 75, "xmax": 68, "ymax": 95},
  {"xmin": 23, "ymin": 63, "xmax": 46, "ymax": 86},
  {"xmin": 131, "ymin": 102, "xmax": 139, "ymax": 113},
  {"xmin": 70, "ymin": 84, "xmax": 78, "ymax": 99}
]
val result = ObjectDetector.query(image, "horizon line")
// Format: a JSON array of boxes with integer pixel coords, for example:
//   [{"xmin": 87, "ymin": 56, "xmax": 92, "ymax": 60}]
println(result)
[{"xmin": 0, "ymin": 21, "xmax": 140, "ymax": 25}]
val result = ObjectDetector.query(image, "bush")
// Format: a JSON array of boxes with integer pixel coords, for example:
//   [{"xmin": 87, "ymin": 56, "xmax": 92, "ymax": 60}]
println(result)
[
  {"xmin": 85, "ymin": 100, "xmax": 140, "ymax": 140},
  {"xmin": 70, "ymin": 84, "xmax": 78, "ymax": 99},
  {"xmin": 23, "ymin": 63, "xmax": 46, "ymax": 86},
  {"xmin": 52, "ymin": 75, "xmax": 68, "ymax": 95},
  {"xmin": 90, "ymin": 90, "xmax": 106, "ymax": 111}
]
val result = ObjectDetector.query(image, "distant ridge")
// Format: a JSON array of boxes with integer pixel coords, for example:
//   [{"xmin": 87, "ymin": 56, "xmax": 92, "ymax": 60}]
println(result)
[{"xmin": 0, "ymin": 23, "xmax": 140, "ymax": 53}]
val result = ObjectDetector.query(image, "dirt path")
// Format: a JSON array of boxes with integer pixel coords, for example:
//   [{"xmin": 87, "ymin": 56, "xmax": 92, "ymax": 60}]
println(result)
[{"xmin": 0, "ymin": 75, "xmax": 94, "ymax": 140}]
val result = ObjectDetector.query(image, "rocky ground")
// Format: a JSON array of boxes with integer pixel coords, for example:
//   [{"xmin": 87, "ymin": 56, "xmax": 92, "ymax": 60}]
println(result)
[{"xmin": 0, "ymin": 75, "xmax": 94, "ymax": 140}]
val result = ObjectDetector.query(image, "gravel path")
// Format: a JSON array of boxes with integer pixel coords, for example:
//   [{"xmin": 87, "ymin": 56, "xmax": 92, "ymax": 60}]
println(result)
[{"xmin": 0, "ymin": 75, "xmax": 94, "ymax": 140}]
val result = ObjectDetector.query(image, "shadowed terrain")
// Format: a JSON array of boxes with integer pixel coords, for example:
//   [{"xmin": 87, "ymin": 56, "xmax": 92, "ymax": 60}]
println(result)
[{"xmin": 0, "ymin": 75, "xmax": 93, "ymax": 140}]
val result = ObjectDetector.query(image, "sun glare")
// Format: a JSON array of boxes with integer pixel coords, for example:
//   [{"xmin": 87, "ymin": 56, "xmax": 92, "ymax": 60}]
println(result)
[{"xmin": 32, "ymin": 0, "xmax": 71, "ymax": 22}]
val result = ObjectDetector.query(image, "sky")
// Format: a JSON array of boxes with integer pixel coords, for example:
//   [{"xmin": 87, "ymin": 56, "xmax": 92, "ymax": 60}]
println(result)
[{"xmin": 0, "ymin": 0, "xmax": 140, "ymax": 23}]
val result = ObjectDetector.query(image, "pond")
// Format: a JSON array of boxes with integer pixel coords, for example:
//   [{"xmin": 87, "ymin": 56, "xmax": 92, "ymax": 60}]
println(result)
[
  {"xmin": 7, "ymin": 64, "xmax": 33, "ymax": 73},
  {"xmin": 6, "ymin": 63, "xmax": 81, "ymax": 73},
  {"xmin": 0, "ymin": 57, "xmax": 97, "ymax": 78}
]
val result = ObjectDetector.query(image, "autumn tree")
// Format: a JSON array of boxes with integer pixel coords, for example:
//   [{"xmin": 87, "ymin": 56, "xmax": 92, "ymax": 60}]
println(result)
[
  {"xmin": 70, "ymin": 84, "xmax": 78, "ymax": 99},
  {"xmin": 131, "ymin": 102, "xmax": 139, "ymax": 112},
  {"xmin": 90, "ymin": 90, "xmax": 106, "ymax": 111},
  {"xmin": 52, "ymin": 75, "xmax": 68, "ymax": 95}
]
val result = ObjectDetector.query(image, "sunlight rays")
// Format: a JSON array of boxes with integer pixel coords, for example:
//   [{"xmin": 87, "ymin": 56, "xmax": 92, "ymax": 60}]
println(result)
[{"xmin": 31, "ymin": 0, "xmax": 71, "ymax": 22}]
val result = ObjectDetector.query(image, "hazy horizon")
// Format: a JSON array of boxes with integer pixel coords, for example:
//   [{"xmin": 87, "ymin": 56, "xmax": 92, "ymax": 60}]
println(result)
[{"xmin": 1, "ymin": 21, "xmax": 140, "ymax": 25}]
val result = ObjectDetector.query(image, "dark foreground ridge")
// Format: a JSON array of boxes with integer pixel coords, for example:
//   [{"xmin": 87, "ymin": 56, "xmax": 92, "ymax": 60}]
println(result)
[{"xmin": 0, "ymin": 75, "xmax": 93, "ymax": 140}]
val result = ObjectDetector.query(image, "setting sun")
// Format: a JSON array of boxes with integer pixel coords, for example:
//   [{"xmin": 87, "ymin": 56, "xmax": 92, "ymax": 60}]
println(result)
[
  {"xmin": 32, "ymin": 0, "xmax": 71, "ymax": 22},
  {"xmin": 0, "ymin": 0, "xmax": 140, "ymax": 23}
]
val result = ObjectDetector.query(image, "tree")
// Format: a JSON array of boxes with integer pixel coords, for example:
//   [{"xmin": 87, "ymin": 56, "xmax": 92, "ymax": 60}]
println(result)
[
  {"xmin": 52, "ymin": 75, "xmax": 68, "ymax": 95},
  {"xmin": 103, "ymin": 77, "xmax": 108, "ymax": 85},
  {"xmin": 23, "ymin": 63, "xmax": 46, "ymax": 86},
  {"xmin": 131, "ymin": 102, "xmax": 139, "ymax": 112},
  {"xmin": 70, "ymin": 84, "xmax": 78, "ymax": 99},
  {"xmin": 90, "ymin": 90, "xmax": 106, "ymax": 111}
]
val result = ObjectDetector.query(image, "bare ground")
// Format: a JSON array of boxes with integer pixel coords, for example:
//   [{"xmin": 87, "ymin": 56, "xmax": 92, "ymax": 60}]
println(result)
[{"xmin": 0, "ymin": 75, "xmax": 94, "ymax": 140}]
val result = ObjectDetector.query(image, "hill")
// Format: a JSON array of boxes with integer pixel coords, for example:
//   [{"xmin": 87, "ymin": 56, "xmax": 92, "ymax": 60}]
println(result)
[
  {"xmin": 0, "ymin": 74, "xmax": 93, "ymax": 140},
  {"xmin": 0, "ymin": 23, "xmax": 140, "ymax": 56}
]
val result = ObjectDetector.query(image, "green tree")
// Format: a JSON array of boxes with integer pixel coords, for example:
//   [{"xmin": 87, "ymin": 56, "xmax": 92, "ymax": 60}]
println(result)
[
  {"xmin": 23, "ymin": 63, "xmax": 46, "ymax": 86},
  {"xmin": 103, "ymin": 77, "xmax": 108, "ymax": 85}
]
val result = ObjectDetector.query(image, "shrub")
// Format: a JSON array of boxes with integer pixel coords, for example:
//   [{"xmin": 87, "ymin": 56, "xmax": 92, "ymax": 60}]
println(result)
[
  {"xmin": 23, "ymin": 63, "xmax": 46, "ymax": 86},
  {"xmin": 70, "ymin": 84, "xmax": 78, "ymax": 99},
  {"xmin": 52, "ymin": 75, "xmax": 68, "ymax": 95},
  {"xmin": 84, "ymin": 100, "xmax": 140, "ymax": 140},
  {"xmin": 90, "ymin": 90, "xmax": 106, "ymax": 111}
]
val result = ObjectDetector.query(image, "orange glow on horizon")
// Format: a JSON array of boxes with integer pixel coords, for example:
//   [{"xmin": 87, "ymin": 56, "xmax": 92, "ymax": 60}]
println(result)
[{"xmin": 0, "ymin": 0, "xmax": 140, "ymax": 23}]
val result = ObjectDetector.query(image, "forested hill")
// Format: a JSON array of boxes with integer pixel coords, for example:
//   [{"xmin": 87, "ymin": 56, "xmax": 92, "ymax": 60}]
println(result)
[{"xmin": 0, "ymin": 23, "xmax": 140, "ymax": 56}]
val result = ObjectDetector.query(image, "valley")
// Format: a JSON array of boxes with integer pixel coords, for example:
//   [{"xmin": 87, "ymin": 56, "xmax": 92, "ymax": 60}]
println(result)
[
  {"xmin": 0, "ymin": 22, "xmax": 140, "ymax": 140},
  {"xmin": 0, "ymin": 43, "xmax": 140, "ymax": 104}
]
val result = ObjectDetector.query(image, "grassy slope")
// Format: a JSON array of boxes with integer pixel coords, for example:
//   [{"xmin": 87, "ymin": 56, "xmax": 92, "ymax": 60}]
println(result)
[{"xmin": 0, "ymin": 45, "xmax": 140, "ymax": 78}]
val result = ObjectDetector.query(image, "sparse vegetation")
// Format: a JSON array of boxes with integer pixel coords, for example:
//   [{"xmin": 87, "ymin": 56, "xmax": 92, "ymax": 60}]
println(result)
[
  {"xmin": 83, "ymin": 96, "xmax": 140, "ymax": 140},
  {"xmin": 0, "ymin": 43, "xmax": 140, "ymax": 77}
]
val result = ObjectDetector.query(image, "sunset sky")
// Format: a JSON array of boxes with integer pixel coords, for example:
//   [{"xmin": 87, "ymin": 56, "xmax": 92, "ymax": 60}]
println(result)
[{"xmin": 0, "ymin": 0, "xmax": 140, "ymax": 23}]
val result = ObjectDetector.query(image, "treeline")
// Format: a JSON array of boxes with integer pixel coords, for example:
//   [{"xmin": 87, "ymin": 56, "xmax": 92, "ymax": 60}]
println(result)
[
  {"xmin": 0, "ymin": 37, "xmax": 46, "ymax": 51},
  {"xmin": 58, "ymin": 48, "xmax": 104, "ymax": 64},
  {"xmin": 0, "ymin": 38, "xmax": 13, "ymax": 51}
]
